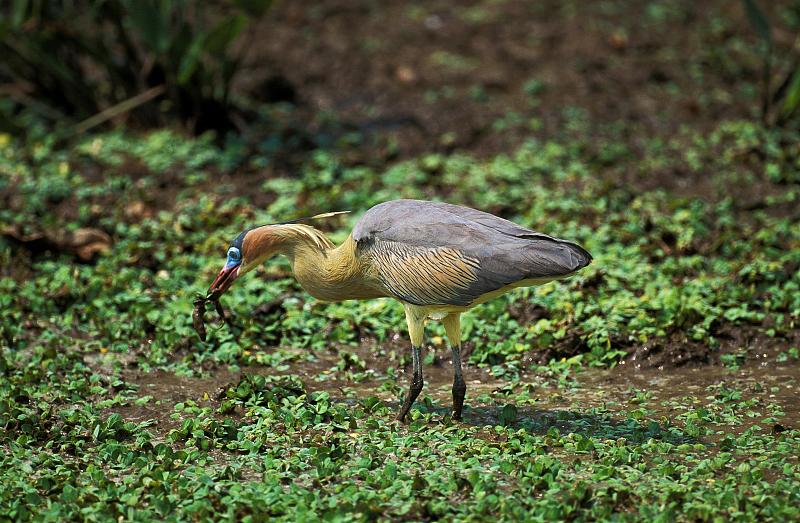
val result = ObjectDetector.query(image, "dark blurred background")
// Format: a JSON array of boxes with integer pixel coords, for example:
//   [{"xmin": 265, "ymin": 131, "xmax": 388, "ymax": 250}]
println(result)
[{"xmin": 2, "ymin": 1, "xmax": 798, "ymax": 176}]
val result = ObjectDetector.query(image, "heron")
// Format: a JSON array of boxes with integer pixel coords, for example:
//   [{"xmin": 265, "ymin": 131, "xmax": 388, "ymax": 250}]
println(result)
[{"xmin": 198, "ymin": 199, "xmax": 592, "ymax": 422}]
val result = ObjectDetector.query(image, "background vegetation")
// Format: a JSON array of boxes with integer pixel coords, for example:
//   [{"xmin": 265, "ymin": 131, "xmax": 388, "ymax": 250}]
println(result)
[{"xmin": 1, "ymin": 0, "xmax": 799, "ymax": 520}]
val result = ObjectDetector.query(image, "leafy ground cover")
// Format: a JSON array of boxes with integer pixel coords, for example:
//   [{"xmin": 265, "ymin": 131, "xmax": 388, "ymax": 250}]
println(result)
[
  {"xmin": 1, "ymin": 117, "xmax": 798, "ymax": 520},
  {"xmin": 2, "ymin": 0, "xmax": 800, "ymax": 521}
]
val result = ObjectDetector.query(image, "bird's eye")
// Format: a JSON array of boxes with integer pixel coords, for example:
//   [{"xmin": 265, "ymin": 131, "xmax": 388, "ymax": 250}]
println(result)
[{"xmin": 227, "ymin": 247, "xmax": 241, "ymax": 262}]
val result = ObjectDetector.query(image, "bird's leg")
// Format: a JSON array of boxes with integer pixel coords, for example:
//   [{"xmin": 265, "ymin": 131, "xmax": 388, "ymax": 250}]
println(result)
[
  {"xmin": 450, "ymin": 345, "xmax": 466, "ymax": 420},
  {"xmin": 397, "ymin": 345, "xmax": 424, "ymax": 422},
  {"xmin": 443, "ymin": 313, "xmax": 466, "ymax": 421},
  {"xmin": 397, "ymin": 306, "xmax": 426, "ymax": 422}
]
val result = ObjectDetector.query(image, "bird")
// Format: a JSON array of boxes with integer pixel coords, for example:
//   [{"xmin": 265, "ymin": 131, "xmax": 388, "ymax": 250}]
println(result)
[{"xmin": 203, "ymin": 199, "xmax": 592, "ymax": 422}]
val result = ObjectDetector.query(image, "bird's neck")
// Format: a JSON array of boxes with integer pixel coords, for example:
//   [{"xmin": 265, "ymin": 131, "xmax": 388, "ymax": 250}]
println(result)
[{"xmin": 277, "ymin": 225, "xmax": 382, "ymax": 302}]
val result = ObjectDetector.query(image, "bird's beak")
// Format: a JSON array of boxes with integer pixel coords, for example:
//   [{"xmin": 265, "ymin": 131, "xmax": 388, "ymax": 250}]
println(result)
[{"xmin": 207, "ymin": 265, "xmax": 239, "ymax": 299}]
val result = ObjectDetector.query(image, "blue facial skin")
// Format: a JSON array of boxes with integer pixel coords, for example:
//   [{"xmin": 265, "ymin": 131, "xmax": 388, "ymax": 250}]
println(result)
[{"xmin": 225, "ymin": 247, "xmax": 242, "ymax": 270}]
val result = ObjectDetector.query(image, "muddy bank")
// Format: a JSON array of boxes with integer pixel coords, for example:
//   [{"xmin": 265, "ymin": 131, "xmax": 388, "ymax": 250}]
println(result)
[
  {"xmin": 108, "ymin": 336, "xmax": 800, "ymax": 447},
  {"xmin": 235, "ymin": 0, "xmax": 798, "ymax": 202}
]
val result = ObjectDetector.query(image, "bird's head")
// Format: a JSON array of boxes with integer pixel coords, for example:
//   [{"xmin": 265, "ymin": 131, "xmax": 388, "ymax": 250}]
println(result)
[
  {"xmin": 205, "ymin": 211, "xmax": 348, "ymax": 299},
  {"xmin": 206, "ymin": 226, "xmax": 279, "ymax": 299}
]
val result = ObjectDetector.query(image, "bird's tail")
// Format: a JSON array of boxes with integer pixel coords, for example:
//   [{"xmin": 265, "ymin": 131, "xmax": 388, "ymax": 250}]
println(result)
[
  {"xmin": 560, "ymin": 240, "xmax": 593, "ymax": 271},
  {"xmin": 520, "ymin": 238, "xmax": 592, "ymax": 278}
]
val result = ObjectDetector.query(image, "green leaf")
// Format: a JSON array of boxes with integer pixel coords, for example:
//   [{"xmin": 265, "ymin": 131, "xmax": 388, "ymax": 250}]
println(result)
[
  {"xmin": 177, "ymin": 35, "xmax": 207, "ymax": 85},
  {"xmin": 10, "ymin": 0, "xmax": 30, "ymax": 28},
  {"xmin": 499, "ymin": 404, "xmax": 518, "ymax": 426},
  {"xmin": 204, "ymin": 14, "xmax": 247, "ymax": 56},
  {"xmin": 61, "ymin": 485, "xmax": 78, "ymax": 503},
  {"xmin": 125, "ymin": 0, "xmax": 171, "ymax": 54},
  {"xmin": 780, "ymin": 68, "xmax": 800, "ymax": 118},
  {"xmin": 742, "ymin": 0, "xmax": 771, "ymax": 48}
]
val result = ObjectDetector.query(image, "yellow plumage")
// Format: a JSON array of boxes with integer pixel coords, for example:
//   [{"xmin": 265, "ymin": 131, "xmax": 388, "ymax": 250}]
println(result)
[{"xmin": 207, "ymin": 199, "xmax": 592, "ymax": 421}]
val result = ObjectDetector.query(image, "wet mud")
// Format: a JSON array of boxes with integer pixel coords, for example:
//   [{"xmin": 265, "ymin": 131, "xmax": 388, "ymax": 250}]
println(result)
[{"xmin": 108, "ymin": 337, "xmax": 800, "ymax": 450}]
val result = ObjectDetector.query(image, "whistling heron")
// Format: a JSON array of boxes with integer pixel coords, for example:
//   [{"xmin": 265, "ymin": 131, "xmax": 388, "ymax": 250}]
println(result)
[{"xmin": 199, "ymin": 199, "xmax": 592, "ymax": 421}]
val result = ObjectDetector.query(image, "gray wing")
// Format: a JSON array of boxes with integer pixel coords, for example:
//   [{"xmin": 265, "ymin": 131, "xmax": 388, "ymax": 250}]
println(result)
[{"xmin": 353, "ymin": 200, "xmax": 592, "ymax": 306}]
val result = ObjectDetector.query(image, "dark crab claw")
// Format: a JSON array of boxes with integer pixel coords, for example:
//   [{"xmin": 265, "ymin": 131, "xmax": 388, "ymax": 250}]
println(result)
[
  {"xmin": 192, "ymin": 297, "xmax": 208, "ymax": 341},
  {"xmin": 192, "ymin": 295, "xmax": 234, "ymax": 341}
]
